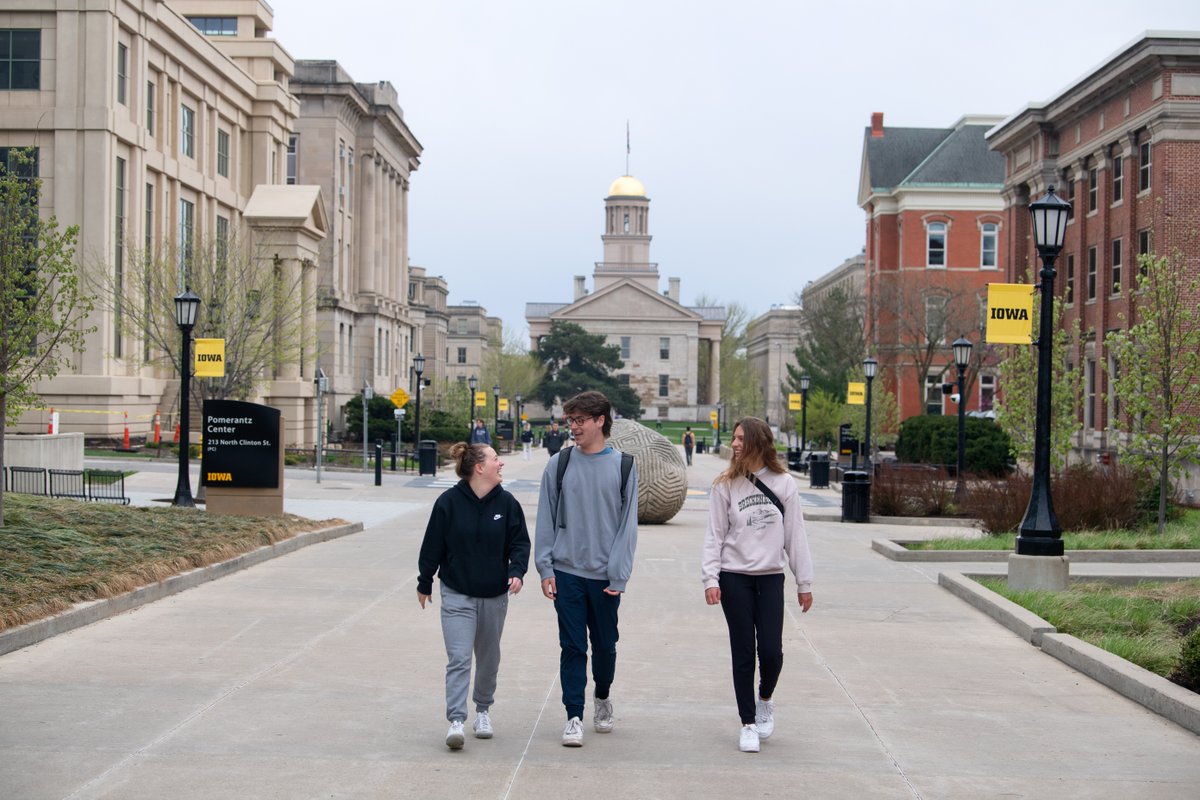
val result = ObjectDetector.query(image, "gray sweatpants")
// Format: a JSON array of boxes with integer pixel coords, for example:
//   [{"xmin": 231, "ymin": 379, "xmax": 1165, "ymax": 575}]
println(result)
[{"xmin": 440, "ymin": 584, "xmax": 509, "ymax": 723}]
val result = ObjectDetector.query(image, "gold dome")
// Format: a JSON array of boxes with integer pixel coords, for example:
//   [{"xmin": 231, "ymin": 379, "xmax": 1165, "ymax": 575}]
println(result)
[{"xmin": 607, "ymin": 175, "xmax": 646, "ymax": 197}]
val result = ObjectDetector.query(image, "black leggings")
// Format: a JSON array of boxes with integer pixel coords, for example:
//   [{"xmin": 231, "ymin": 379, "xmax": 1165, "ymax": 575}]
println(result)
[{"xmin": 718, "ymin": 571, "xmax": 784, "ymax": 724}]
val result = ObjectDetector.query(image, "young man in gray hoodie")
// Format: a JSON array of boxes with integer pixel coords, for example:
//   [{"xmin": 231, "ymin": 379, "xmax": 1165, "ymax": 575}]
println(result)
[{"xmin": 535, "ymin": 390, "xmax": 638, "ymax": 747}]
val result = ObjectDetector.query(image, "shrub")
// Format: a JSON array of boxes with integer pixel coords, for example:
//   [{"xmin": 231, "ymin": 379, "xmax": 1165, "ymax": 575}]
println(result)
[
  {"xmin": 871, "ymin": 465, "xmax": 956, "ymax": 517},
  {"xmin": 961, "ymin": 473, "xmax": 1028, "ymax": 535},
  {"xmin": 895, "ymin": 415, "xmax": 1013, "ymax": 477},
  {"xmin": 1173, "ymin": 628, "xmax": 1200, "ymax": 692}
]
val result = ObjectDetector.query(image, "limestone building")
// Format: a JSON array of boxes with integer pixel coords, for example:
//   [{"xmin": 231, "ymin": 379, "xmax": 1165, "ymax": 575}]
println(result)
[
  {"xmin": 526, "ymin": 176, "xmax": 725, "ymax": 420},
  {"xmin": 744, "ymin": 305, "xmax": 802, "ymax": 425}
]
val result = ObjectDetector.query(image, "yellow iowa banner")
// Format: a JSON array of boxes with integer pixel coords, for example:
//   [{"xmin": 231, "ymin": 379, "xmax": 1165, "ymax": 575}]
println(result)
[
  {"xmin": 986, "ymin": 284, "xmax": 1035, "ymax": 344},
  {"xmin": 195, "ymin": 338, "xmax": 226, "ymax": 377},
  {"xmin": 847, "ymin": 382, "xmax": 865, "ymax": 405},
  {"xmin": 788, "ymin": 393, "xmax": 803, "ymax": 411},
  {"xmin": 474, "ymin": 391, "xmax": 488, "ymax": 408},
  {"xmin": 498, "ymin": 398, "xmax": 509, "ymax": 413}
]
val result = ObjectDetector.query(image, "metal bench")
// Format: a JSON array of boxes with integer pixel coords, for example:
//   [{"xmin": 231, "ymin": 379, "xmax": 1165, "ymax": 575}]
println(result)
[
  {"xmin": 9, "ymin": 466, "xmax": 48, "ymax": 495},
  {"xmin": 86, "ymin": 469, "xmax": 131, "ymax": 505},
  {"xmin": 49, "ymin": 469, "xmax": 88, "ymax": 500}
]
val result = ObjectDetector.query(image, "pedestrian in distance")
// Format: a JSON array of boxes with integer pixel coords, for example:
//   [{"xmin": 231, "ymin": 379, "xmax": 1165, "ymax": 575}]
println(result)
[
  {"xmin": 682, "ymin": 426, "xmax": 696, "ymax": 466},
  {"xmin": 469, "ymin": 418, "xmax": 491, "ymax": 445},
  {"xmin": 417, "ymin": 442, "xmax": 530, "ymax": 750},
  {"xmin": 535, "ymin": 390, "xmax": 638, "ymax": 747},
  {"xmin": 701, "ymin": 416, "xmax": 813, "ymax": 753},
  {"xmin": 521, "ymin": 421, "xmax": 534, "ymax": 460},
  {"xmin": 541, "ymin": 420, "xmax": 567, "ymax": 456}
]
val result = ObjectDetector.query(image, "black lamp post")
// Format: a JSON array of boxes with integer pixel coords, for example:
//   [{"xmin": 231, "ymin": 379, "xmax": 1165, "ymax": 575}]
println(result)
[
  {"xmin": 799, "ymin": 374, "xmax": 811, "ymax": 456},
  {"xmin": 515, "ymin": 392, "xmax": 523, "ymax": 424},
  {"xmin": 492, "ymin": 383, "xmax": 500, "ymax": 438},
  {"xmin": 953, "ymin": 336, "xmax": 973, "ymax": 500},
  {"xmin": 414, "ymin": 353, "xmax": 425, "ymax": 446},
  {"xmin": 467, "ymin": 374, "xmax": 478, "ymax": 438},
  {"xmin": 172, "ymin": 289, "xmax": 200, "ymax": 507},
  {"xmin": 715, "ymin": 403, "xmax": 724, "ymax": 448},
  {"xmin": 862, "ymin": 358, "xmax": 877, "ymax": 473},
  {"xmin": 1018, "ymin": 186, "xmax": 1071, "ymax": 556}
]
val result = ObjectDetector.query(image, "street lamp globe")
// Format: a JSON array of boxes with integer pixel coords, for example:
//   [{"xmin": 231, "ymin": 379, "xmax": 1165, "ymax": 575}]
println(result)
[
  {"xmin": 174, "ymin": 289, "xmax": 201, "ymax": 329},
  {"xmin": 468, "ymin": 374, "xmax": 478, "ymax": 393},
  {"xmin": 414, "ymin": 353, "xmax": 425, "ymax": 377},
  {"xmin": 800, "ymin": 374, "xmax": 811, "ymax": 392},
  {"xmin": 862, "ymin": 357, "xmax": 877, "ymax": 379},
  {"xmin": 1030, "ymin": 186, "xmax": 1071, "ymax": 257},
  {"xmin": 953, "ymin": 336, "xmax": 973, "ymax": 369}
]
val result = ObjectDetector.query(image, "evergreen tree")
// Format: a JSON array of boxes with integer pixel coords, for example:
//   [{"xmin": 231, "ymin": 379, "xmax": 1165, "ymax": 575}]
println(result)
[
  {"xmin": 532, "ymin": 321, "xmax": 641, "ymax": 418},
  {"xmin": 784, "ymin": 286, "xmax": 863, "ymax": 401}
]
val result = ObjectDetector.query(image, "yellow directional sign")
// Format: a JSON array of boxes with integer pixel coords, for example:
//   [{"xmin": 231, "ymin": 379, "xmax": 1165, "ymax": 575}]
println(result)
[
  {"xmin": 709, "ymin": 411, "xmax": 718, "ymax": 422},
  {"xmin": 390, "ymin": 388, "xmax": 410, "ymax": 408},
  {"xmin": 788, "ymin": 393, "xmax": 803, "ymax": 411},
  {"xmin": 986, "ymin": 283, "xmax": 1035, "ymax": 344},
  {"xmin": 474, "ymin": 391, "xmax": 488, "ymax": 408},
  {"xmin": 847, "ymin": 382, "xmax": 865, "ymax": 405},
  {"xmin": 194, "ymin": 339, "xmax": 226, "ymax": 378},
  {"xmin": 499, "ymin": 398, "xmax": 510, "ymax": 413}
]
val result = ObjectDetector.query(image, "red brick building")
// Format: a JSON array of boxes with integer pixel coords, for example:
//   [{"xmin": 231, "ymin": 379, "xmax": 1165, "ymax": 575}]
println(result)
[
  {"xmin": 986, "ymin": 32, "xmax": 1200, "ymax": 465},
  {"xmin": 858, "ymin": 113, "xmax": 1007, "ymax": 423}
]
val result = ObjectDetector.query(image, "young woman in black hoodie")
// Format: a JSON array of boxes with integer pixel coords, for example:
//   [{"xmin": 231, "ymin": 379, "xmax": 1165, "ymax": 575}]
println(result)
[{"xmin": 417, "ymin": 443, "xmax": 530, "ymax": 750}]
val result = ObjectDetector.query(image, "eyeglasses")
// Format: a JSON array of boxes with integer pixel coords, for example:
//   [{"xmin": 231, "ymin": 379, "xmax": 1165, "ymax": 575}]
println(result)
[{"xmin": 563, "ymin": 415, "xmax": 595, "ymax": 428}]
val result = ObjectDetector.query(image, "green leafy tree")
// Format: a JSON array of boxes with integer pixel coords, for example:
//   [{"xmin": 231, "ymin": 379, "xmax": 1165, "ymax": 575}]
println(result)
[
  {"xmin": 784, "ymin": 287, "xmax": 863, "ymax": 400},
  {"xmin": 481, "ymin": 323, "xmax": 546, "ymax": 421},
  {"xmin": 994, "ymin": 276, "xmax": 1083, "ymax": 471},
  {"xmin": 0, "ymin": 148, "xmax": 96, "ymax": 526},
  {"xmin": 1107, "ymin": 248, "xmax": 1200, "ymax": 532},
  {"xmin": 846, "ymin": 386, "xmax": 901, "ymax": 451},
  {"xmin": 532, "ymin": 320, "xmax": 641, "ymax": 418},
  {"xmin": 801, "ymin": 389, "xmax": 844, "ymax": 449}
]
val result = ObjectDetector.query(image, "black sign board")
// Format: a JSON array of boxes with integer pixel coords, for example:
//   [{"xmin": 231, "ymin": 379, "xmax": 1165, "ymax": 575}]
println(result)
[
  {"xmin": 838, "ymin": 423, "xmax": 858, "ymax": 457},
  {"xmin": 201, "ymin": 400, "xmax": 281, "ymax": 488},
  {"xmin": 495, "ymin": 419, "xmax": 515, "ymax": 442}
]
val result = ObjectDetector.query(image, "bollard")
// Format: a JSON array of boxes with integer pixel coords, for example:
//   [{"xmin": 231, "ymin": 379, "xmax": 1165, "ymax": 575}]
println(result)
[{"xmin": 374, "ymin": 440, "xmax": 383, "ymax": 486}]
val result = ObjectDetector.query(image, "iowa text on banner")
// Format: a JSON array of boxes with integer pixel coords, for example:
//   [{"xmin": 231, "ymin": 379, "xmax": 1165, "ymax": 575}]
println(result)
[{"xmin": 986, "ymin": 284, "xmax": 1035, "ymax": 344}]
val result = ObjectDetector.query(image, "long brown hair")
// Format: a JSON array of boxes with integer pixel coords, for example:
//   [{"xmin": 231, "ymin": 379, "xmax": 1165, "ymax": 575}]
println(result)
[
  {"xmin": 716, "ymin": 416, "xmax": 786, "ymax": 484},
  {"xmin": 449, "ymin": 442, "xmax": 490, "ymax": 479}
]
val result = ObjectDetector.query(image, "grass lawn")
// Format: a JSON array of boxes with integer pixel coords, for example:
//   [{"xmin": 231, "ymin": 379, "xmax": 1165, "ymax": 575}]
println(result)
[
  {"xmin": 909, "ymin": 509, "xmax": 1200, "ymax": 551},
  {"xmin": 977, "ymin": 577, "xmax": 1200, "ymax": 687},
  {"xmin": 0, "ymin": 492, "xmax": 342, "ymax": 632}
]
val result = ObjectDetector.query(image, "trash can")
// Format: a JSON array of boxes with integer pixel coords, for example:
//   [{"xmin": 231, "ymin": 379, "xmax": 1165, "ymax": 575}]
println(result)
[
  {"xmin": 787, "ymin": 448, "xmax": 802, "ymax": 471},
  {"xmin": 841, "ymin": 470, "xmax": 870, "ymax": 523},
  {"xmin": 418, "ymin": 439, "xmax": 438, "ymax": 476},
  {"xmin": 696, "ymin": 437, "xmax": 707, "ymax": 454},
  {"xmin": 809, "ymin": 454, "xmax": 830, "ymax": 488}
]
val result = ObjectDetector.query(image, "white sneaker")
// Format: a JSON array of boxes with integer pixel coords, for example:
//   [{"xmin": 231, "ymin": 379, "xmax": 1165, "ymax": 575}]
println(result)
[
  {"xmin": 445, "ymin": 720, "xmax": 465, "ymax": 750},
  {"xmin": 562, "ymin": 716, "xmax": 584, "ymax": 747},
  {"xmin": 473, "ymin": 710, "xmax": 493, "ymax": 739},
  {"xmin": 739, "ymin": 724, "xmax": 760, "ymax": 753},
  {"xmin": 593, "ymin": 694, "xmax": 614, "ymax": 733},
  {"xmin": 755, "ymin": 698, "xmax": 775, "ymax": 739}
]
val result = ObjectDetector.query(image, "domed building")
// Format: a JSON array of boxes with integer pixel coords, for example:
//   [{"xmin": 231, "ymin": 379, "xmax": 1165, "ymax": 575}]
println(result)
[{"xmin": 526, "ymin": 175, "xmax": 725, "ymax": 420}]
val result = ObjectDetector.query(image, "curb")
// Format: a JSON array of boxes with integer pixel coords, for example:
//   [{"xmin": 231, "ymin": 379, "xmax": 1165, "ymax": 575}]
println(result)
[
  {"xmin": 0, "ymin": 521, "xmax": 364, "ymax": 657},
  {"xmin": 938, "ymin": 570, "xmax": 1200, "ymax": 736},
  {"xmin": 876, "ymin": 539, "xmax": 1200, "ymax": 563}
]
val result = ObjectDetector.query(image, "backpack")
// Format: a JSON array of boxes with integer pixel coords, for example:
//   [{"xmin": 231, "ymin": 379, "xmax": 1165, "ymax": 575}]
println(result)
[{"xmin": 554, "ymin": 447, "xmax": 634, "ymax": 528}]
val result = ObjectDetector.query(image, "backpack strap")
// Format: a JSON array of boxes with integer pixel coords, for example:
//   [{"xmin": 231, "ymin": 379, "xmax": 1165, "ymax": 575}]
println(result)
[
  {"xmin": 619, "ymin": 451, "xmax": 634, "ymax": 506},
  {"xmin": 554, "ymin": 448, "xmax": 635, "ymax": 528},
  {"xmin": 750, "ymin": 475, "xmax": 785, "ymax": 518}
]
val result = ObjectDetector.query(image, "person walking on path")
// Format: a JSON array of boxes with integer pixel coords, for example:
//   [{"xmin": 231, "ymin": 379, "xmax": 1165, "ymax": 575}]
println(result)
[
  {"xmin": 701, "ymin": 416, "xmax": 813, "ymax": 753},
  {"xmin": 417, "ymin": 443, "xmax": 530, "ymax": 750},
  {"xmin": 469, "ymin": 418, "xmax": 491, "ymax": 445},
  {"xmin": 541, "ymin": 420, "xmax": 567, "ymax": 456},
  {"xmin": 535, "ymin": 391, "xmax": 638, "ymax": 748},
  {"xmin": 520, "ymin": 421, "xmax": 534, "ymax": 460},
  {"xmin": 682, "ymin": 426, "xmax": 696, "ymax": 466}
]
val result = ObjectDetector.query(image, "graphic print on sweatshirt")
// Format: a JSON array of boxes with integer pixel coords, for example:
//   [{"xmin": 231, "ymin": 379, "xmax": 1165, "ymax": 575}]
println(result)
[{"xmin": 737, "ymin": 493, "xmax": 778, "ymax": 531}]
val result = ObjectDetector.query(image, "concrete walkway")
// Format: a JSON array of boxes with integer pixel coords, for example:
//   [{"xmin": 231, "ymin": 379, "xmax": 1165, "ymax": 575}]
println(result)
[{"xmin": 2, "ymin": 447, "xmax": 1198, "ymax": 799}]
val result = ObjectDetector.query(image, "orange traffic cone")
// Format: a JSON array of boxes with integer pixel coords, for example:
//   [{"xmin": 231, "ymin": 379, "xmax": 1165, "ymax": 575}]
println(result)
[
  {"xmin": 153, "ymin": 409, "xmax": 161, "ymax": 444},
  {"xmin": 173, "ymin": 422, "xmax": 180, "ymax": 443},
  {"xmin": 123, "ymin": 412, "xmax": 130, "ymax": 450}
]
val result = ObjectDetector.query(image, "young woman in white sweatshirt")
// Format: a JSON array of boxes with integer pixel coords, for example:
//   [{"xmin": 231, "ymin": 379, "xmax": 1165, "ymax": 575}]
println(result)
[{"xmin": 701, "ymin": 416, "xmax": 814, "ymax": 753}]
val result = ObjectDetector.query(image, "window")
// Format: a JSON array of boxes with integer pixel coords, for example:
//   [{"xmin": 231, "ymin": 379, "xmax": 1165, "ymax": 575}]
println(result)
[
  {"xmin": 346, "ymin": 148, "xmax": 353, "ymax": 210},
  {"xmin": 456, "ymin": 318, "xmax": 467, "ymax": 334},
  {"xmin": 216, "ymin": 214, "xmax": 229, "ymax": 267},
  {"xmin": 925, "ymin": 375, "xmax": 944, "ymax": 416},
  {"xmin": 186, "ymin": 17, "xmax": 238, "ymax": 36},
  {"xmin": 114, "ymin": 157, "xmax": 126, "ymax": 357},
  {"xmin": 1087, "ymin": 246, "xmax": 1097, "ymax": 301},
  {"xmin": 1065, "ymin": 253, "xmax": 1075, "ymax": 305},
  {"xmin": 620, "ymin": 336, "xmax": 630, "ymax": 359},
  {"xmin": 1111, "ymin": 238, "xmax": 1122, "ymax": 296},
  {"xmin": 980, "ymin": 223, "xmax": 997, "ymax": 268},
  {"xmin": 980, "ymin": 374, "xmax": 995, "ymax": 412},
  {"xmin": 925, "ymin": 295, "xmax": 947, "ymax": 345},
  {"xmin": 623, "ymin": 213, "xmax": 630, "ymax": 233},
  {"xmin": 618, "ymin": 374, "xmax": 630, "ymax": 387},
  {"xmin": 1085, "ymin": 359, "xmax": 1096, "ymax": 429},
  {"xmin": 286, "ymin": 134, "xmax": 298, "ymax": 185},
  {"xmin": 926, "ymin": 222, "xmax": 946, "ymax": 267},
  {"xmin": 144, "ymin": 182, "xmax": 153, "ymax": 253},
  {"xmin": 180, "ymin": 104, "xmax": 195, "ymax": 158},
  {"xmin": 338, "ymin": 142, "xmax": 346, "ymax": 207},
  {"xmin": 146, "ymin": 81, "xmax": 155, "ymax": 132},
  {"xmin": 1108, "ymin": 353, "xmax": 1120, "ymax": 425},
  {"xmin": 217, "ymin": 130, "xmax": 230, "ymax": 177},
  {"xmin": 1, "ymin": 30, "xmax": 41, "ymax": 90},
  {"xmin": 659, "ymin": 337, "xmax": 670, "ymax": 359},
  {"xmin": 1138, "ymin": 229, "xmax": 1152, "ymax": 278},
  {"xmin": 116, "ymin": 43, "xmax": 127, "ymax": 105},
  {"xmin": 457, "ymin": 347, "xmax": 467, "ymax": 364},
  {"xmin": 1088, "ymin": 166, "xmax": 1098, "ymax": 212},
  {"xmin": 658, "ymin": 374, "xmax": 669, "ymax": 397},
  {"xmin": 1139, "ymin": 138, "xmax": 1151, "ymax": 192},
  {"xmin": 1110, "ymin": 150, "xmax": 1123, "ymax": 203},
  {"xmin": 1066, "ymin": 179, "xmax": 1076, "ymax": 221},
  {"xmin": 178, "ymin": 198, "xmax": 194, "ymax": 280}
]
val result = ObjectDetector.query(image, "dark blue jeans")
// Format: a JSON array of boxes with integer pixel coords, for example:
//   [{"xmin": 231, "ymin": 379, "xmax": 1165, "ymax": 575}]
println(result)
[{"xmin": 554, "ymin": 569, "xmax": 621, "ymax": 720}]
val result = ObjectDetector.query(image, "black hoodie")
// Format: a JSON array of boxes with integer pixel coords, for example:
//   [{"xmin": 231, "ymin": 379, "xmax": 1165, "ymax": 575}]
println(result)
[{"xmin": 417, "ymin": 480, "xmax": 530, "ymax": 597}]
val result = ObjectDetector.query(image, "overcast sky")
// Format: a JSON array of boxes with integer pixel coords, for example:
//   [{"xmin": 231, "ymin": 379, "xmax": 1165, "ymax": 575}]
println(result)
[{"xmin": 273, "ymin": 1, "xmax": 1200, "ymax": 344}]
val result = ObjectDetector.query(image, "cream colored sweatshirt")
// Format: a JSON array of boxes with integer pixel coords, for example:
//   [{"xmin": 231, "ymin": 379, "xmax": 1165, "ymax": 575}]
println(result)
[{"xmin": 701, "ymin": 468, "xmax": 813, "ymax": 593}]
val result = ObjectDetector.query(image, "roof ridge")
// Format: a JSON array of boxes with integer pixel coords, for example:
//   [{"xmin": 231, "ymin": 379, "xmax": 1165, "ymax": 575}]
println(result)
[{"xmin": 896, "ymin": 127, "xmax": 957, "ymax": 186}]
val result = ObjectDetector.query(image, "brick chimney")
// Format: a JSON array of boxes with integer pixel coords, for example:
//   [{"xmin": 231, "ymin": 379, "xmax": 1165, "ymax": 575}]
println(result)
[{"xmin": 871, "ymin": 112, "xmax": 884, "ymax": 138}]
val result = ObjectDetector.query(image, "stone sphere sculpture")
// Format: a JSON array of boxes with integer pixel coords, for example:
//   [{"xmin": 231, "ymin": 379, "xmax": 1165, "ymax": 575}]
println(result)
[{"xmin": 608, "ymin": 418, "xmax": 688, "ymax": 524}]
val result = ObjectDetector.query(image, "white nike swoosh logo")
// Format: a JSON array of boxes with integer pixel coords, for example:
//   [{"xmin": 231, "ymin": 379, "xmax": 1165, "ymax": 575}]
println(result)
[{"xmin": 493, "ymin": 514, "xmax": 502, "ymax": 520}]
